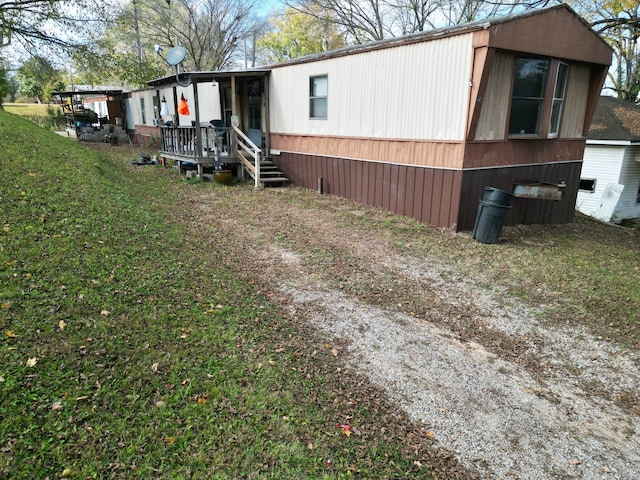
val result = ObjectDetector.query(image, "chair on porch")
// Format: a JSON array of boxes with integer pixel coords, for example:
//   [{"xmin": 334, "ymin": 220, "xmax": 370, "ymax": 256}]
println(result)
[{"xmin": 209, "ymin": 119, "xmax": 228, "ymax": 154}]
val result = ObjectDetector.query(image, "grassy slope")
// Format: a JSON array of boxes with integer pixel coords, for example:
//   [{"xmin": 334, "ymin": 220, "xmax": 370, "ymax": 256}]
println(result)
[{"xmin": 0, "ymin": 111, "xmax": 453, "ymax": 479}]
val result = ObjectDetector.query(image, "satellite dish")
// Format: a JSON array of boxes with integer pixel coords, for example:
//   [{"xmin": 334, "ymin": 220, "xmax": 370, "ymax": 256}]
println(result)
[{"xmin": 166, "ymin": 46, "xmax": 186, "ymax": 66}]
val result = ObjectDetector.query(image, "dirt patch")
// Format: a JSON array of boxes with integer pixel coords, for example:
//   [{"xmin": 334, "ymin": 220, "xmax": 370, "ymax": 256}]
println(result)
[{"xmin": 170, "ymin": 180, "xmax": 638, "ymax": 479}]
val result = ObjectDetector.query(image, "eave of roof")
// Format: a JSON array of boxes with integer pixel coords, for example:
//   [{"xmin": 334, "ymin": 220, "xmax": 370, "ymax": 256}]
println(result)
[
  {"xmin": 146, "ymin": 69, "xmax": 270, "ymax": 88},
  {"xmin": 52, "ymin": 89, "xmax": 124, "ymax": 97}
]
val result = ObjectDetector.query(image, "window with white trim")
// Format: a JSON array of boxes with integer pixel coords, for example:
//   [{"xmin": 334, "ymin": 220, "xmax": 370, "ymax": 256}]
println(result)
[
  {"xmin": 309, "ymin": 75, "xmax": 327, "ymax": 119},
  {"xmin": 140, "ymin": 98, "xmax": 146, "ymax": 125},
  {"xmin": 548, "ymin": 62, "xmax": 568, "ymax": 137}
]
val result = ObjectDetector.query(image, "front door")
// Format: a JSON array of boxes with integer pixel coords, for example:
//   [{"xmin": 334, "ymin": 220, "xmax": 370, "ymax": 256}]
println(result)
[{"xmin": 247, "ymin": 79, "xmax": 262, "ymax": 149}]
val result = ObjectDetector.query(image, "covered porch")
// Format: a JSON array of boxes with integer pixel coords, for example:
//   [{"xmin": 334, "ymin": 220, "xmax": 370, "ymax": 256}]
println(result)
[{"xmin": 147, "ymin": 70, "xmax": 287, "ymax": 187}]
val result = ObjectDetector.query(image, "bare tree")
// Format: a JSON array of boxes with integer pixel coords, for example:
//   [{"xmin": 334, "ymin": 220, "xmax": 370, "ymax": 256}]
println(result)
[
  {"xmin": 287, "ymin": 0, "xmax": 396, "ymax": 42},
  {"xmin": 150, "ymin": 0, "xmax": 268, "ymax": 71},
  {"xmin": 0, "ymin": 0, "xmax": 118, "ymax": 52},
  {"xmin": 287, "ymin": 0, "xmax": 560, "ymax": 43},
  {"xmin": 573, "ymin": 0, "xmax": 640, "ymax": 103}
]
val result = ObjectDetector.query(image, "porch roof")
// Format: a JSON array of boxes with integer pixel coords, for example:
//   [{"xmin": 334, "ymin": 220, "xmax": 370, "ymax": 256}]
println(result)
[{"xmin": 147, "ymin": 69, "xmax": 270, "ymax": 88}]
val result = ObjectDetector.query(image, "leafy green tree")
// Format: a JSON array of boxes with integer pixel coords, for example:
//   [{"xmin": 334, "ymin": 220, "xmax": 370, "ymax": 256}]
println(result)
[
  {"xmin": 16, "ymin": 56, "xmax": 64, "ymax": 103},
  {"xmin": 0, "ymin": 65, "xmax": 10, "ymax": 106},
  {"xmin": 258, "ymin": 7, "xmax": 345, "ymax": 63}
]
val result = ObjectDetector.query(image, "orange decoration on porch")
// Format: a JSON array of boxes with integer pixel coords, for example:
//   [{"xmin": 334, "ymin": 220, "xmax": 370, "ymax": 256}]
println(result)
[{"xmin": 178, "ymin": 94, "xmax": 190, "ymax": 115}]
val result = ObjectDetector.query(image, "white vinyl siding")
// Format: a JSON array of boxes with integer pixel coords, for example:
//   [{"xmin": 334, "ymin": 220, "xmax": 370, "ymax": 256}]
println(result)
[
  {"xmin": 269, "ymin": 33, "xmax": 474, "ymax": 141},
  {"xmin": 613, "ymin": 145, "xmax": 640, "ymax": 220},
  {"xmin": 576, "ymin": 143, "xmax": 624, "ymax": 218}
]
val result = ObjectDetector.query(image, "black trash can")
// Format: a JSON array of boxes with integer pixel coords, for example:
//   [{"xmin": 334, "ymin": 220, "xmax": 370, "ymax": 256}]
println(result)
[
  {"xmin": 482, "ymin": 187, "xmax": 514, "ymax": 206},
  {"xmin": 472, "ymin": 187, "xmax": 514, "ymax": 244}
]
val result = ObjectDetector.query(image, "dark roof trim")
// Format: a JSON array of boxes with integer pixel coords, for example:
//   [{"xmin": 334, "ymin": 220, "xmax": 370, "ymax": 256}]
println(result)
[
  {"xmin": 146, "ymin": 69, "xmax": 270, "ymax": 88},
  {"xmin": 52, "ymin": 89, "xmax": 123, "ymax": 97}
]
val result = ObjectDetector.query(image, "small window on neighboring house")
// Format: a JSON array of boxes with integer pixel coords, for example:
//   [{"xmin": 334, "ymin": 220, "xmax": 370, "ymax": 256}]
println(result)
[
  {"xmin": 152, "ymin": 96, "xmax": 159, "ymax": 120},
  {"xmin": 548, "ymin": 62, "xmax": 568, "ymax": 137},
  {"xmin": 140, "ymin": 98, "xmax": 146, "ymax": 125},
  {"xmin": 579, "ymin": 178, "xmax": 596, "ymax": 192},
  {"xmin": 310, "ymin": 75, "xmax": 328, "ymax": 119},
  {"xmin": 508, "ymin": 58, "xmax": 550, "ymax": 136},
  {"xmin": 636, "ymin": 185, "xmax": 640, "ymax": 204}
]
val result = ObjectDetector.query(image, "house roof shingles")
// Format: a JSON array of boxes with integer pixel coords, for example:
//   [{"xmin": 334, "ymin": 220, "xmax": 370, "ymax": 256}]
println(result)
[{"xmin": 588, "ymin": 95, "xmax": 640, "ymax": 142}]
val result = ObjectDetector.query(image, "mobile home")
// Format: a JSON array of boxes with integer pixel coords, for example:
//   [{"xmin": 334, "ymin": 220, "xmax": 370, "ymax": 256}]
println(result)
[{"xmin": 143, "ymin": 5, "xmax": 612, "ymax": 231}]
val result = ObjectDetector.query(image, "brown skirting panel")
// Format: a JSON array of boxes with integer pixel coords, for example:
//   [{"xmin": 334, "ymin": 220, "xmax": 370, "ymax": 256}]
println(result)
[
  {"xmin": 274, "ymin": 152, "xmax": 581, "ymax": 232},
  {"xmin": 274, "ymin": 152, "xmax": 463, "ymax": 229},
  {"xmin": 457, "ymin": 161, "xmax": 582, "ymax": 231}
]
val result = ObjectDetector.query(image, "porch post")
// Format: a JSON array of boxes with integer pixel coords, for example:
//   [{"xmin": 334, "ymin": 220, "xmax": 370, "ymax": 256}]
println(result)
[
  {"xmin": 172, "ymin": 87, "xmax": 179, "ymax": 126},
  {"xmin": 263, "ymin": 74, "xmax": 270, "ymax": 157},
  {"xmin": 230, "ymin": 75, "xmax": 238, "ymax": 158},
  {"xmin": 193, "ymin": 80, "xmax": 203, "ymax": 170}
]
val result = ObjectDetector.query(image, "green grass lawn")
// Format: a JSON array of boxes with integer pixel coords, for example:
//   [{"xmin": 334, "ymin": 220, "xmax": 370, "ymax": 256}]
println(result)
[
  {"xmin": 3, "ymin": 103, "xmax": 61, "ymax": 116},
  {"xmin": 2, "ymin": 106, "xmax": 639, "ymax": 479},
  {"xmin": 0, "ymin": 110, "xmax": 449, "ymax": 479}
]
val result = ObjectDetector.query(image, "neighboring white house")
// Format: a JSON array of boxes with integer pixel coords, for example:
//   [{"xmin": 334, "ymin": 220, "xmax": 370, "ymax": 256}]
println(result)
[{"xmin": 577, "ymin": 96, "xmax": 640, "ymax": 223}]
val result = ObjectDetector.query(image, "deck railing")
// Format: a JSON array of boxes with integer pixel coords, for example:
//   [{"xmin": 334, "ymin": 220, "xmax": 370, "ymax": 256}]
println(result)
[
  {"xmin": 233, "ymin": 126, "xmax": 262, "ymax": 189},
  {"xmin": 160, "ymin": 125, "xmax": 232, "ymax": 161}
]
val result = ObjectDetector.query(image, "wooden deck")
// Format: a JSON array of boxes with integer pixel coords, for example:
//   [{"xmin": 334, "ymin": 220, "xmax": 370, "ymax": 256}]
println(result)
[{"xmin": 159, "ymin": 124, "xmax": 289, "ymax": 187}]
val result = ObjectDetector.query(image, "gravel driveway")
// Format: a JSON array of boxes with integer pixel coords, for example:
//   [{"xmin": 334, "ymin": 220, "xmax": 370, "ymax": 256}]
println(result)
[{"xmin": 183, "ymin": 184, "xmax": 639, "ymax": 479}]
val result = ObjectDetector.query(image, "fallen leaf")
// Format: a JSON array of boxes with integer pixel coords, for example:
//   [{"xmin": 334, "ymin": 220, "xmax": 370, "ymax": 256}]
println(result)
[
  {"xmin": 5, "ymin": 330, "xmax": 16, "ymax": 338},
  {"xmin": 425, "ymin": 431, "xmax": 435, "ymax": 439},
  {"xmin": 0, "ymin": 377, "xmax": 4, "ymax": 383},
  {"xmin": 338, "ymin": 424, "xmax": 352, "ymax": 436},
  {"xmin": 413, "ymin": 460, "xmax": 423, "ymax": 468},
  {"xmin": 197, "ymin": 396, "xmax": 207, "ymax": 405},
  {"xmin": 26, "ymin": 357, "xmax": 38, "ymax": 367},
  {"xmin": 181, "ymin": 378, "xmax": 189, "ymax": 385},
  {"xmin": 61, "ymin": 467, "xmax": 72, "ymax": 477},
  {"xmin": 1, "ymin": 302, "xmax": 9, "ymax": 309},
  {"xmin": 307, "ymin": 442, "xmax": 313, "ymax": 450},
  {"xmin": 58, "ymin": 320, "xmax": 67, "ymax": 331},
  {"xmin": 599, "ymin": 466, "xmax": 611, "ymax": 473},
  {"xmin": 155, "ymin": 401, "xmax": 166, "ymax": 408},
  {"xmin": 571, "ymin": 458, "xmax": 581, "ymax": 465},
  {"xmin": 166, "ymin": 437, "xmax": 175, "ymax": 444},
  {"xmin": 331, "ymin": 349, "xmax": 339, "ymax": 357},
  {"xmin": 100, "ymin": 310, "xmax": 110, "ymax": 316},
  {"xmin": 151, "ymin": 363, "xmax": 159, "ymax": 373},
  {"xmin": 52, "ymin": 402, "xmax": 63, "ymax": 411}
]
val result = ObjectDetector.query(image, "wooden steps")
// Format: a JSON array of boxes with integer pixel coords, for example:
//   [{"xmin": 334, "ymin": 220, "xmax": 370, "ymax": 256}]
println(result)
[{"xmin": 246, "ymin": 157, "xmax": 289, "ymax": 187}]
